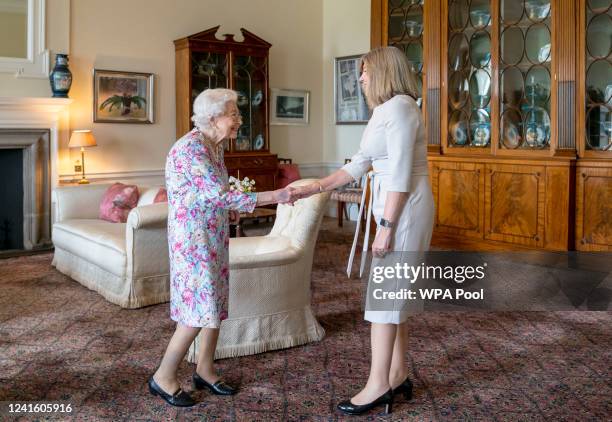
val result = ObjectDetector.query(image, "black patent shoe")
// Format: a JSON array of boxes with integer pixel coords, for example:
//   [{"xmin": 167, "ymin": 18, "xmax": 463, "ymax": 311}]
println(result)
[
  {"xmin": 337, "ymin": 389, "xmax": 393, "ymax": 415},
  {"xmin": 192, "ymin": 372, "xmax": 237, "ymax": 395},
  {"xmin": 148, "ymin": 377, "xmax": 196, "ymax": 407},
  {"xmin": 392, "ymin": 376, "xmax": 413, "ymax": 400}
]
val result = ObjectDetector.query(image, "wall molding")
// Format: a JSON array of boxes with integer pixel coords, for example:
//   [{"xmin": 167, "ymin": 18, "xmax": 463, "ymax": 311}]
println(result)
[
  {"xmin": 58, "ymin": 162, "xmax": 345, "ymax": 184},
  {"xmin": 59, "ymin": 169, "xmax": 165, "ymax": 184}
]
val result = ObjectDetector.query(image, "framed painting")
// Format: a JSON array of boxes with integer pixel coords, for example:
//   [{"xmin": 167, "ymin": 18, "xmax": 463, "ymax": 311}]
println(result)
[
  {"xmin": 334, "ymin": 54, "xmax": 369, "ymax": 124},
  {"xmin": 270, "ymin": 88, "xmax": 310, "ymax": 125},
  {"xmin": 93, "ymin": 69, "xmax": 154, "ymax": 123}
]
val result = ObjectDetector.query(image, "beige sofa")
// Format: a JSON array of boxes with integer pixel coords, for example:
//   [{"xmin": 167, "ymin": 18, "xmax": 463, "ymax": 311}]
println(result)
[
  {"xmin": 52, "ymin": 184, "xmax": 170, "ymax": 308},
  {"xmin": 189, "ymin": 179, "xmax": 330, "ymax": 360}
]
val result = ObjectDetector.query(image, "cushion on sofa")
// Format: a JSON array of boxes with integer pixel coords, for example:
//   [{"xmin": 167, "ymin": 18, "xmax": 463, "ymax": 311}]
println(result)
[
  {"xmin": 100, "ymin": 183, "xmax": 139, "ymax": 223},
  {"xmin": 137, "ymin": 186, "xmax": 165, "ymax": 206},
  {"xmin": 153, "ymin": 188, "xmax": 167, "ymax": 203}
]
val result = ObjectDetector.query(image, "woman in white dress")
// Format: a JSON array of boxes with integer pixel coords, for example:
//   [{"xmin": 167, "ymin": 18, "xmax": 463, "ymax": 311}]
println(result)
[{"xmin": 294, "ymin": 46, "xmax": 434, "ymax": 415}]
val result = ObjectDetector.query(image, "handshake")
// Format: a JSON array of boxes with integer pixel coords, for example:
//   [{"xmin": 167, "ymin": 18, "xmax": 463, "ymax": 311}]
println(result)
[{"xmin": 273, "ymin": 182, "xmax": 322, "ymax": 205}]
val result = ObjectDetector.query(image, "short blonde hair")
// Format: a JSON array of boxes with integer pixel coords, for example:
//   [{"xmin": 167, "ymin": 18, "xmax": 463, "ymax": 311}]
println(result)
[
  {"xmin": 191, "ymin": 88, "xmax": 237, "ymax": 131},
  {"xmin": 360, "ymin": 46, "xmax": 420, "ymax": 109}
]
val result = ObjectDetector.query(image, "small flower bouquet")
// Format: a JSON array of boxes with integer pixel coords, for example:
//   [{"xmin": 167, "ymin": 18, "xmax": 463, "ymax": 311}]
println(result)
[{"xmin": 229, "ymin": 176, "xmax": 256, "ymax": 193}]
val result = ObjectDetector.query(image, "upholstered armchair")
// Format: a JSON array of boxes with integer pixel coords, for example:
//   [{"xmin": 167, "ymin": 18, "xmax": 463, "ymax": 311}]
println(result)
[
  {"xmin": 189, "ymin": 179, "xmax": 331, "ymax": 360},
  {"xmin": 51, "ymin": 184, "xmax": 170, "ymax": 309}
]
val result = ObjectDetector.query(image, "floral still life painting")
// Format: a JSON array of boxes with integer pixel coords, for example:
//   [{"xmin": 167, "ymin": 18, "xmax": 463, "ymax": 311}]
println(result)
[{"xmin": 94, "ymin": 69, "xmax": 154, "ymax": 123}]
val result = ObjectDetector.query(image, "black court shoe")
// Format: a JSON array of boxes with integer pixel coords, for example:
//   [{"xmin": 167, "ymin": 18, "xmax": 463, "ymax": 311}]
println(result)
[
  {"xmin": 393, "ymin": 376, "xmax": 413, "ymax": 401},
  {"xmin": 192, "ymin": 372, "xmax": 237, "ymax": 396},
  {"xmin": 337, "ymin": 389, "xmax": 394, "ymax": 415},
  {"xmin": 148, "ymin": 377, "xmax": 196, "ymax": 407}
]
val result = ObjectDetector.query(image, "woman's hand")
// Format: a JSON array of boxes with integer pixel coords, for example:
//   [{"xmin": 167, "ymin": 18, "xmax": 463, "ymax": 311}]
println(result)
[
  {"xmin": 274, "ymin": 187, "xmax": 296, "ymax": 204},
  {"xmin": 229, "ymin": 210, "xmax": 240, "ymax": 225},
  {"xmin": 372, "ymin": 227, "xmax": 392, "ymax": 258}
]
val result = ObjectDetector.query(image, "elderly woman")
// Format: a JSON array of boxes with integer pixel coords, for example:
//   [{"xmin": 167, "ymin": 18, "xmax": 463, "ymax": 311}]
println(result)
[
  {"xmin": 294, "ymin": 46, "xmax": 433, "ymax": 415},
  {"xmin": 149, "ymin": 88, "xmax": 292, "ymax": 407}
]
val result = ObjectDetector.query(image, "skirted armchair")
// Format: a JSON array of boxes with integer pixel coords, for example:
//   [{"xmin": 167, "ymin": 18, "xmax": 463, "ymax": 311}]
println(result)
[{"xmin": 189, "ymin": 179, "xmax": 330, "ymax": 360}]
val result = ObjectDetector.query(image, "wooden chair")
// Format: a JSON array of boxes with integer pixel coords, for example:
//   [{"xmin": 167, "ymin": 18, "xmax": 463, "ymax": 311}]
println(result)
[{"xmin": 330, "ymin": 159, "xmax": 370, "ymax": 229}]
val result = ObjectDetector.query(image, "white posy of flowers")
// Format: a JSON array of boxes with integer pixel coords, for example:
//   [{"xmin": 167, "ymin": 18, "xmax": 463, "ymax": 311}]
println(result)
[{"xmin": 228, "ymin": 176, "xmax": 256, "ymax": 193}]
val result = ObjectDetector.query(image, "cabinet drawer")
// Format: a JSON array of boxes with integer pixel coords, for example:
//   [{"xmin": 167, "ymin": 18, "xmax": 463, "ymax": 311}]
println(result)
[{"xmin": 239, "ymin": 155, "xmax": 277, "ymax": 169}]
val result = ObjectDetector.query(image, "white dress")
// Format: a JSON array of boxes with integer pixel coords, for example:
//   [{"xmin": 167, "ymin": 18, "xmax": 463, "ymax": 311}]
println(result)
[{"xmin": 342, "ymin": 94, "xmax": 434, "ymax": 324}]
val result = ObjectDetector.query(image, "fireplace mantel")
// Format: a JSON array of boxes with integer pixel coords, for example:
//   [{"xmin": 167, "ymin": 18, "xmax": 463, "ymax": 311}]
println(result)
[{"xmin": 0, "ymin": 96, "xmax": 72, "ymax": 189}]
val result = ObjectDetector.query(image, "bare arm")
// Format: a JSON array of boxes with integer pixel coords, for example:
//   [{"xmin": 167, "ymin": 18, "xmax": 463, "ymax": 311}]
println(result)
[
  {"xmin": 256, "ymin": 187, "xmax": 293, "ymax": 206},
  {"xmin": 381, "ymin": 191, "xmax": 409, "ymax": 228},
  {"xmin": 294, "ymin": 169, "xmax": 355, "ymax": 198}
]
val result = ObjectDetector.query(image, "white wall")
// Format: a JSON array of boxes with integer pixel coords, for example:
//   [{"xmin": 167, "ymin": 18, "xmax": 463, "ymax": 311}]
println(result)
[
  {"xmin": 0, "ymin": 0, "xmax": 372, "ymax": 186},
  {"xmin": 65, "ymin": 0, "xmax": 324, "ymax": 180},
  {"xmin": 322, "ymin": 0, "xmax": 370, "ymax": 168}
]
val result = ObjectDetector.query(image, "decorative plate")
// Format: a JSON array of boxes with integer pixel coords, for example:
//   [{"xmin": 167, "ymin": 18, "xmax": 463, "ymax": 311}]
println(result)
[
  {"xmin": 237, "ymin": 91, "xmax": 249, "ymax": 107},
  {"xmin": 472, "ymin": 123, "xmax": 491, "ymax": 146},
  {"xmin": 254, "ymin": 134, "xmax": 265, "ymax": 150},
  {"xmin": 525, "ymin": 123, "xmax": 547, "ymax": 147},
  {"xmin": 504, "ymin": 123, "xmax": 521, "ymax": 148},
  {"xmin": 538, "ymin": 43, "xmax": 551, "ymax": 63},
  {"xmin": 236, "ymin": 137, "xmax": 250, "ymax": 151},
  {"xmin": 451, "ymin": 121, "xmax": 468, "ymax": 145},
  {"xmin": 252, "ymin": 90, "xmax": 263, "ymax": 106}
]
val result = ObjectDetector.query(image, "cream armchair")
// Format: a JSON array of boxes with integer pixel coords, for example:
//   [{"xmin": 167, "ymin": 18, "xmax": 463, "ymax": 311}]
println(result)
[
  {"xmin": 51, "ymin": 184, "xmax": 170, "ymax": 308},
  {"xmin": 189, "ymin": 179, "xmax": 331, "ymax": 360}
]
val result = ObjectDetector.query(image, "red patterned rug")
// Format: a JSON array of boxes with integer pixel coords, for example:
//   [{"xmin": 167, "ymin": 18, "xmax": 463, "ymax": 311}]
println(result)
[{"xmin": 0, "ymin": 222, "xmax": 610, "ymax": 421}]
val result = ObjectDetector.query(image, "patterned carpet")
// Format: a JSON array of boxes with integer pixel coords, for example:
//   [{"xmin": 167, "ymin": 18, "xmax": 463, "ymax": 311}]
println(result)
[{"xmin": 0, "ymin": 219, "xmax": 610, "ymax": 421}]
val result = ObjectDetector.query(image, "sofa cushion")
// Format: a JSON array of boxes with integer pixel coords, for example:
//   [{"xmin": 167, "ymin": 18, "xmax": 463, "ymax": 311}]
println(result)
[
  {"xmin": 153, "ymin": 188, "xmax": 167, "ymax": 203},
  {"xmin": 137, "ymin": 186, "xmax": 165, "ymax": 206},
  {"xmin": 100, "ymin": 183, "xmax": 139, "ymax": 223},
  {"xmin": 52, "ymin": 219, "xmax": 127, "ymax": 277}
]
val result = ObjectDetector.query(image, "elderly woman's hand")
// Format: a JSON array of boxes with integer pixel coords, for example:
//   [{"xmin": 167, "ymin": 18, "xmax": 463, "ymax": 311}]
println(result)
[{"xmin": 275, "ymin": 186, "xmax": 295, "ymax": 204}]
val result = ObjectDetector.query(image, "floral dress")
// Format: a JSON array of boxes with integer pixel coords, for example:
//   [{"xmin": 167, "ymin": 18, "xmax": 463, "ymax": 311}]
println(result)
[{"xmin": 165, "ymin": 128, "xmax": 257, "ymax": 328}]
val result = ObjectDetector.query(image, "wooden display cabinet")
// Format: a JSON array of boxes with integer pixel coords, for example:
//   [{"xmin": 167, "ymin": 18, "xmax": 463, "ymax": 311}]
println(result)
[
  {"xmin": 174, "ymin": 26, "xmax": 277, "ymax": 191},
  {"xmin": 372, "ymin": 0, "xmax": 611, "ymax": 251}
]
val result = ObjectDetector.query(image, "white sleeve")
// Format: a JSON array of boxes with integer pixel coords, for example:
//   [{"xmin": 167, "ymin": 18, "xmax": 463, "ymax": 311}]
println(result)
[
  {"xmin": 341, "ymin": 148, "xmax": 372, "ymax": 182},
  {"xmin": 384, "ymin": 101, "xmax": 420, "ymax": 192}
]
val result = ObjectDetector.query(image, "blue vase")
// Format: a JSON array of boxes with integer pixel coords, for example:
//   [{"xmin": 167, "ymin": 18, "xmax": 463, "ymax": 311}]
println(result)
[{"xmin": 49, "ymin": 54, "xmax": 72, "ymax": 98}]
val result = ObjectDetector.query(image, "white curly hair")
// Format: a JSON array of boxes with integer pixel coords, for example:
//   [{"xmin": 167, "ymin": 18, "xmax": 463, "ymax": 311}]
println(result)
[{"xmin": 191, "ymin": 88, "xmax": 238, "ymax": 132}]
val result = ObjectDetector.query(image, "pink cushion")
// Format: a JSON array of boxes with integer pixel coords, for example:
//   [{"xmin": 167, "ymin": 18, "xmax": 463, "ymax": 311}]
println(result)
[
  {"xmin": 277, "ymin": 163, "xmax": 301, "ymax": 188},
  {"xmin": 153, "ymin": 188, "xmax": 167, "ymax": 203},
  {"xmin": 99, "ymin": 183, "xmax": 139, "ymax": 223}
]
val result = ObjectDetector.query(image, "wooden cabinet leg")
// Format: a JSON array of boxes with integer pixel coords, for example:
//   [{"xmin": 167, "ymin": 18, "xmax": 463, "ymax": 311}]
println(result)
[{"xmin": 337, "ymin": 201, "xmax": 344, "ymax": 227}]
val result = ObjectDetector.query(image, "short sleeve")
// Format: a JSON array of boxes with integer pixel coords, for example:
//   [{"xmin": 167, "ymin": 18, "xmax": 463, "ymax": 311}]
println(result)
[
  {"xmin": 187, "ymin": 142, "xmax": 257, "ymax": 213},
  {"xmin": 341, "ymin": 149, "xmax": 372, "ymax": 182},
  {"xmin": 384, "ymin": 100, "xmax": 420, "ymax": 192}
]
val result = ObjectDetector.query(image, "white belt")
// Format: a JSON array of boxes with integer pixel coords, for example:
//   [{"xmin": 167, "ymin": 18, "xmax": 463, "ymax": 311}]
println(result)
[{"xmin": 347, "ymin": 171, "xmax": 375, "ymax": 278}]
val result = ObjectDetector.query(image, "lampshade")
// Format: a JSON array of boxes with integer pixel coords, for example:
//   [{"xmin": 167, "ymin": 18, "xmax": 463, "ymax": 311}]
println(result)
[{"xmin": 69, "ymin": 130, "xmax": 97, "ymax": 148}]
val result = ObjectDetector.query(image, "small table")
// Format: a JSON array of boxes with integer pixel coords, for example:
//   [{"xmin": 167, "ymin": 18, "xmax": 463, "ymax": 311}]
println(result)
[{"xmin": 231, "ymin": 207, "xmax": 277, "ymax": 238}]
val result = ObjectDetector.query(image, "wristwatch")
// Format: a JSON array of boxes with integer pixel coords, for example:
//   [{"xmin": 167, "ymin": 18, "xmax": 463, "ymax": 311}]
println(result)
[{"xmin": 379, "ymin": 218, "xmax": 394, "ymax": 228}]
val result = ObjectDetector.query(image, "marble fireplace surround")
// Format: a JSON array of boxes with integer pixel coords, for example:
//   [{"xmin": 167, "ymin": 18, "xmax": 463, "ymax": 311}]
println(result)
[{"xmin": 0, "ymin": 97, "xmax": 71, "ymax": 250}]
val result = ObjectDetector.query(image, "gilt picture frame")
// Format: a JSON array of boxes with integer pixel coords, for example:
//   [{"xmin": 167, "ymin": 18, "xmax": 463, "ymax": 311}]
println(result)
[{"xmin": 93, "ymin": 69, "xmax": 155, "ymax": 123}]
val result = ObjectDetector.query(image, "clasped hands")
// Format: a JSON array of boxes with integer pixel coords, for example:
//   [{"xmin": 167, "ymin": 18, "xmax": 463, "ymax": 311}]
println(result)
[{"xmin": 274, "ymin": 182, "xmax": 322, "ymax": 205}]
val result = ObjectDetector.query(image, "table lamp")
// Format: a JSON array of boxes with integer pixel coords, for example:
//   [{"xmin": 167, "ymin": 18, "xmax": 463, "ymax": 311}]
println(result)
[{"xmin": 69, "ymin": 130, "xmax": 97, "ymax": 184}]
